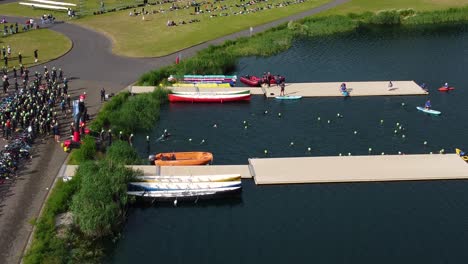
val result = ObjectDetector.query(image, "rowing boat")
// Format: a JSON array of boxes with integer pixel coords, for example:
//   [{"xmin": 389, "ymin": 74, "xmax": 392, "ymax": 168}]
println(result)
[
  {"xmin": 168, "ymin": 93, "xmax": 250, "ymax": 103},
  {"xmin": 171, "ymin": 90, "xmax": 250, "ymax": 95},
  {"xmin": 129, "ymin": 181, "xmax": 242, "ymax": 191},
  {"xmin": 183, "ymin": 75, "xmax": 237, "ymax": 83},
  {"xmin": 136, "ymin": 174, "xmax": 241, "ymax": 182},
  {"xmin": 127, "ymin": 186, "xmax": 241, "ymax": 199},
  {"xmin": 173, "ymin": 83, "xmax": 232, "ymax": 88}
]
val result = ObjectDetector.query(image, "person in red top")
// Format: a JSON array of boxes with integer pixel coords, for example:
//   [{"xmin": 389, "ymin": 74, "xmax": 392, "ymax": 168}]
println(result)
[{"xmin": 5, "ymin": 119, "xmax": 11, "ymax": 140}]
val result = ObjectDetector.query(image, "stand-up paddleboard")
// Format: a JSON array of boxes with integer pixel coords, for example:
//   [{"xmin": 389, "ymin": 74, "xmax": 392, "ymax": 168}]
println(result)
[
  {"xmin": 416, "ymin": 106, "xmax": 441, "ymax": 115},
  {"xmin": 275, "ymin": 95, "xmax": 302, "ymax": 100},
  {"xmin": 438, "ymin": 87, "xmax": 455, "ymax": 92}
]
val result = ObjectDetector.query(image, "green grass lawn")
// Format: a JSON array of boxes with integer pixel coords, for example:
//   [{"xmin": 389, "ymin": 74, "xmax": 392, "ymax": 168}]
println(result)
[
  {"xmin": 74, "ymin": 0, "xmax": 330, "ymax": 57},
  {"xmin": 0, "ymin": 28, "xmax": 72, "ymax": 71},
  {"xmin": 320, "ymin": 0, "xmax": 468, "ymax": 15},
  {"xmin": 0, "ymin": 0, "xmax": 145, "ymax": 20}
]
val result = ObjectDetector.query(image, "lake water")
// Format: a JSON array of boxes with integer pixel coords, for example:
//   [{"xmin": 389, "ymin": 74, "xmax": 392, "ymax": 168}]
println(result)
[{"xmin": 108, "ymin": 25, "xmax": 468, "ymax": 264}]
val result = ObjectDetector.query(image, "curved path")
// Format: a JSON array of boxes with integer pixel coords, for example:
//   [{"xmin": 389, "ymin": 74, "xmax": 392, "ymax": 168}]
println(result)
[{"xmin": 0, "ymin": 1, "xmax": 349, "ymax": 263}]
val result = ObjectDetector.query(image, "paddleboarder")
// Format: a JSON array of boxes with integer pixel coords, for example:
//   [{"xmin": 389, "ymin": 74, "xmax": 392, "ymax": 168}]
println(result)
[
  {"xmin": 340, "ymin": 83, "xmax": 347, "ymax": 92},
  {"xmin": 424, "ymin": 99, "xmax": 431, "ymax": 110}
]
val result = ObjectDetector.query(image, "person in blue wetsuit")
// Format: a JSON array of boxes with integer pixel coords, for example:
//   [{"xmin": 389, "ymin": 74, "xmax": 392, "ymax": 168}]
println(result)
[
  {"xmin": 340, "ymin": 83, "xmax": 347, "ymax": 92},
  {"xmin": 424, "ymin": 99, "xmax": 431, "ymax": 110}
]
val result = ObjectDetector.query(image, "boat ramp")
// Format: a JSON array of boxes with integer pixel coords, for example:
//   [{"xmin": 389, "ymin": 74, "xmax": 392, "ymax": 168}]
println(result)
[
  {"xmin": 130, "ymin": 81, "xmax": 428, "ymax": 97},
  {"xmin": 62, "ymin": 154, "xmax": 468, "ymax": 184}
]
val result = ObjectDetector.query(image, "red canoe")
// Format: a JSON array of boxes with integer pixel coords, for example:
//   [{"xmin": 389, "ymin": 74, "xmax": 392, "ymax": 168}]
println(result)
[
  {"xmin": 168, "ymin": 93, "xmax": 251, "ymax": 103},
  {"xmin": 240, "ymin": 75, "xmax": 284, "ymax": 87},
  {"xmin": 438, "ymin": 87, "xmax": 455, "ymax": 92}
]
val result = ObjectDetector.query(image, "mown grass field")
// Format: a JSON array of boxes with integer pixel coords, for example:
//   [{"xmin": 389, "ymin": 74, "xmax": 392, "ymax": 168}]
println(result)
[
  {"xmin": 74, "ymin": 0, "xmax": 329, "ymax": 57},
  {"xmin": 0, "ymin": 28, "xmax": 72, "ymax": 70}
]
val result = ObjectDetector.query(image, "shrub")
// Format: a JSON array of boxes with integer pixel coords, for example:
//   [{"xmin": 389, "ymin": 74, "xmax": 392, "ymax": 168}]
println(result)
[
  {"xmin": 89, "ymin": 92, "xmax": 131, "ymax": 132},
  {"xmin": 68, "ymin": 135, "xmax": 96, "ymax": 164},
  {"xmin": 71, "ymin": 160, "xmax": 135, "ymax": 238},
  {"xmin": 368, "ymin": 10, "xmax": 401, "ymax": 25},
  {"xmin": 106, "ymin": 141, "xmax": 141, "ymax": 165},
  {"xmin": 89, "ymin": 89, "xmax": 169, "ymax": 135}
]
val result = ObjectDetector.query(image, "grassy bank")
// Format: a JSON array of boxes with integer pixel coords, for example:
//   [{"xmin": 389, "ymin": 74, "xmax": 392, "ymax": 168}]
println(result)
[
  {"xmin": 90, "ymin": 88, "xmax": 170, "ymax": 134},
  {"xmin": 0, "ymin": 28, "xmax": 72, "ymax": 71},
  {"xmin": 25, "ymin": 141, "xmax": 141, "ymax": 264},
  {"xmin": 24, "ymin": 88, "xmax": 168, "ymax": 263},
  {"xmin": 139, "ymin": 5, "xmax": 468, "ymax": 85}
]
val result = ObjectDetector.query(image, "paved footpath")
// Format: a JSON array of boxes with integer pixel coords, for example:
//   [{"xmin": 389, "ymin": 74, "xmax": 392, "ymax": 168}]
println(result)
[{"xmin": 0, "ymin": 1, "xmax": 349, "ymax": 263}]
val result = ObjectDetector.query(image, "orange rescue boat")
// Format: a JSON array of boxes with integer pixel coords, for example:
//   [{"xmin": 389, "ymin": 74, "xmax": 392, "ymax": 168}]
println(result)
[{"xmin": 153, "ymin": 152, "xmax": 213, "ymax": 166}]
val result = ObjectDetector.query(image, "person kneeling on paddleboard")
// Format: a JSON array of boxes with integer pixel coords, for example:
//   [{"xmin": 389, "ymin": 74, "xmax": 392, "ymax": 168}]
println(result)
[
  {"xmin": 425, "ymin": 100, "xmax": 431, "ymax": 110},
  {"xmin": 340, "ymin": 83, "xmax": 347, "ymax": 92}
]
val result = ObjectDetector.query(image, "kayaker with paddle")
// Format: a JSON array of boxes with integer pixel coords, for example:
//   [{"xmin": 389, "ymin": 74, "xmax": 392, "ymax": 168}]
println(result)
[
  {"xmin": 424, "ymin": 99, "xmax": 431, "ymax": 110},
  {"xmin": 444, "ymin": 82, "xmax": 449, "ymax": 88}
]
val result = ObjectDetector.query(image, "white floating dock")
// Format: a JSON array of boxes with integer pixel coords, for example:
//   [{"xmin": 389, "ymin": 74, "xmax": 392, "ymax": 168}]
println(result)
[
  {"xmin": 62, "ymin": 154, "xmax": 468, "ymax": 185},
  {"xmin": 249, "ymin": 154, "xmax": 468, "ymax": 185},
  {"xmin": 62, "ymin": 165, "xmax": 252, "ymax": 178},
  {"xmin": 130, "ymin": 81, "xmax": 428, "ymax": 97},
  {"xmin": 260, "ymin": 81, "xmax": 428, "ymax": 97},
  {"xmin": 158, "ymin": 165, "xmax": 252, "ymax": 178}
]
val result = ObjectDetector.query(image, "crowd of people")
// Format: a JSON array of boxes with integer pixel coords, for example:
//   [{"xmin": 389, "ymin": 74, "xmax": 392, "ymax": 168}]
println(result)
[
  {"xmin": 125, "ymin": 0, "xmax": 307, "ymax": 25},
  {"xmin": 40, "ymin": 14, "xmax": 56, "ymax": 24},
  {"xmin": 1, "ymin": 65, "xmax": 72, "ymax": 145}
]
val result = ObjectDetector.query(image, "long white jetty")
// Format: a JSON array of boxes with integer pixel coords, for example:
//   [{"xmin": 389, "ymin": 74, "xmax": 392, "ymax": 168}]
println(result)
[
  {"xmin": 130, "ymin": 81, "xmax": 428, "ymax": 97},
  {"xmin": 260, "ymin": 81, "xmax": 428, "ymax": 97},
  {"xmin": 158, "ymin": 165, "xmax": 252, "ymax": 178},
  {"xmin": 250, "ymin": 154, "xmax": 468, "ymax": 185},
  {"xmin": 62, "ymin": 165, "xmax": 252, "ymax": 178},
  {"xmin": 62, "ymin": 154, "xmax": 468, "ymax": 185}
]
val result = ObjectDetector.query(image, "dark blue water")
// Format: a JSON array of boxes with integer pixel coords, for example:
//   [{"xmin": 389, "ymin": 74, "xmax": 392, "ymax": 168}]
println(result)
[{"xmin": 110, "ymin": 26, "xmax": 468, "ymax": 264}]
